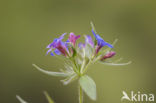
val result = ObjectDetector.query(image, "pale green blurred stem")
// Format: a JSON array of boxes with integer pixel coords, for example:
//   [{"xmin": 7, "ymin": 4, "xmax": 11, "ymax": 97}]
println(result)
[
  {"xmin": 70, "ymin": 58, "xmax": 79, "ymax": 75},
  {"xmin": 79, "ymin": 84, "xmax": 83, "ymax": 103}
]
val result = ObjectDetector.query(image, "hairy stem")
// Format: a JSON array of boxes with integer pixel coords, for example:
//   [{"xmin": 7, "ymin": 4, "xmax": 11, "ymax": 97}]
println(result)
[
  {"xmin": 79, "ymin": 85, "xmax": 83, "ymax": 103},
  {"xmin": 70, "ymin": 58, "xmax": 79, "ymax": 74}
]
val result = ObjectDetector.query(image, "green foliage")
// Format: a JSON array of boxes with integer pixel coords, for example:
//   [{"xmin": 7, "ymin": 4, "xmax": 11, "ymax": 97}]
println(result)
[
  {"xmin": 61, "ymin": 74, "xmax": 78, "ymax": 85},
  {"xmin": 44, "ymin": 91, "xmax": 55, "ymax": 103},
  {"xmin": 16, "ymin": 92, "xmax": 55, "ymax": 103},
  {"xmin": 100, "ymin": 61, "xmax": 132, "ymax": 66},
  {"xmin": 16, "ymin": 95, "xmax": 27, "ymax": 103},
  {"xmin": 90, "ymin": 21, "xmax": 97, "ymax": 34},
  {"xmin": 32, "ymin": 64, "xmax": 68, "ymax": 77},
  {"xmin": 79, "ymin": 75, "xmax": 96, "ymax": 101}
]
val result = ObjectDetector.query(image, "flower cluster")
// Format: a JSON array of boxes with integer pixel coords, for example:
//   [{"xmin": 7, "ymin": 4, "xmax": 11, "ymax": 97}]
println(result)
[
  {"xmin": 33, "ymin": 23, "xmax": 131, "ymax": 102},
  {"xmin": 46, "ymin": 29, "xmax": 115, "ymax": 62}
]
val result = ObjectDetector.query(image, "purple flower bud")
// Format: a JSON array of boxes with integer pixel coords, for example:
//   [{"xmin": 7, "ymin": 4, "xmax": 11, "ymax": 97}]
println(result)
[
  {"xmin": 101, "ymin": 51, "xmax": 116, "ymax": 61},
  {"xmin": 69, "ymin": 32, "xmax": 80, "ymax": 46}
]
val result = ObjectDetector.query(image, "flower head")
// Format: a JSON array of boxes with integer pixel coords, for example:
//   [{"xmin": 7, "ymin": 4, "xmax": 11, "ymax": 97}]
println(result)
[
  {"xmin": 68, "ymin": 32, "xmax": 80, "ymax": 46},
  {"xmin": 33, "ymin": 23, "xmax": 131, "ymax": 103}
]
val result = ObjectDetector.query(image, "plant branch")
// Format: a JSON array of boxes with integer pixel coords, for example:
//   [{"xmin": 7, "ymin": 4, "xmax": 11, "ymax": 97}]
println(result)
[{"xmin": 79, "ymin": 84, "xmax": 83, "ymax": 103}]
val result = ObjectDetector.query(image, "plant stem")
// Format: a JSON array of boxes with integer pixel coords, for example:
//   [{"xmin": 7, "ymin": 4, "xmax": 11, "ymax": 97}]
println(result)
[
  {"xmin": 79, "ymin": 84, "xmax": 83, "ymax": 103},
  {"xmin": 82, "ymin": 60, "xmax": 92, "ymax": 75},
  {"xmin": 70, "ymin": 58, "xmax": 79, "ymax": 75}
]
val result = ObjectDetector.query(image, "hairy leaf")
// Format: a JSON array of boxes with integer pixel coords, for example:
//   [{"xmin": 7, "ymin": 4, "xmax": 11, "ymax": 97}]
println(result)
[
  {"xmin": 61, "ymin": 74, "xmax": 78, "ymax": 85},
  {"xmin": 44, "ymin": 91, "xmax": 55, "ymax": 103},
  {"xmin": 79, "ymin": 75, "xmax": 96, "ymax": 100},
  {"xmin": 16, "ymin": 95, "xmax": 28, "ymax": 103},
  {"xmin": 100, "ymin": 61, "xmax": 132, "ymax": 66},
  {"xmin": 32, "ymin": 64, "xmax": 68, "ymax": 77}
]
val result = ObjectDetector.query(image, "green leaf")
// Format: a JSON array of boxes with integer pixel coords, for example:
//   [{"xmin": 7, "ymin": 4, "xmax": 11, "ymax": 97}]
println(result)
[
  {"xmin": 32, "ymin": 64, "xmax": 68, "ymax": 77},
  {"xmin": 79, "ymin": 75, "xmax": 96, "ymax": 101},
  {"xmin": 90, "ymin": 21, "xmax": 97, "ymax": 34},
  {"xmin": 16, "ymin": 95, "xmax": 28, "ymax": 103},
  {"xmin": 99, "ymin": 61, "xmax": 132, "ymax": 66},
  {"xmin": 61, "ymin": 74, "xmax": 78, "ymax": 85},
  {"xmin": 44, "ymin": 91, "xmax": 55, "ymax": 103}
]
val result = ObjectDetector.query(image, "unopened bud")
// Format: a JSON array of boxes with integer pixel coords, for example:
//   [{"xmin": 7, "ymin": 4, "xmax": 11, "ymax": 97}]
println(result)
[{"xmin": 101, "ymin": 51, "xmax": 116, "ymax": 61}]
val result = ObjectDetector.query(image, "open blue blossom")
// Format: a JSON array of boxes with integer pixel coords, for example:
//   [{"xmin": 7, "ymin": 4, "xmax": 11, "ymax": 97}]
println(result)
[
  {"xmin": 46, "ymin": 33, "xmax": 69, "ymax": 56},
  {"xmin": 92, "ymin": 29, "xmax": 113, "ymax": 54},
  {"xmin": 92, "ymin": 30, "xmax": 113, "ymax": 48},
  {"xmin": 47, "ymin": 33, "xmax": 66, "ymax": 49}
]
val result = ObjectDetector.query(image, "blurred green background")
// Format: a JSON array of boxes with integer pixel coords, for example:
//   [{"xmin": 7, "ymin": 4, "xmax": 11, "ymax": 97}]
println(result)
[{"xmin": 0, "ymin": 0, "xmax": 156, "ymax": 103}]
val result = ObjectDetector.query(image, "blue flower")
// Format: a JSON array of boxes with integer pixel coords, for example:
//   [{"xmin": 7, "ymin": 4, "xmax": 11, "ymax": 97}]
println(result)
[
  {"xmin": 47, "ymin": 33, "xmax": 66, "ymax": 49},
  {"xmin": 46, "ymin": 33, "xmax": 69, "ymax": 56},
  {"xmin": 92, "ymin": 29, "xmax": 113, "ymax": 54},
  {"xmin": 92, "ymin": 29, "xmax": 113, "ymax": 48}
]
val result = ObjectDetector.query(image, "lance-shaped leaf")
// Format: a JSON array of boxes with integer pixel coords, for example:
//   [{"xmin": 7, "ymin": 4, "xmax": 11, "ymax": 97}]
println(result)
[
  {"xmin": 61, "ymin": 74, "xmax": 78, "ymax": 85},
  {"xmin": 16, "ymin": 95, "xmax": 28, "ymax": 103},
  {"xmin": 44, "ymin": 91, "xmax": 55, "ymax": 103},
  {"xmin": 90, "ymin": 21, "xmax": 97, "ymax": 34},
  {"xmin": 79, "ymin": 75, "xmax": 96, "ymax": 101},
  {"xmin": 32, "ymin": 64, "xmax": 68, "ymax": 77},
  {"xmin": 99, "ymin": 61, "xmax": 132, "ymax": 66}
]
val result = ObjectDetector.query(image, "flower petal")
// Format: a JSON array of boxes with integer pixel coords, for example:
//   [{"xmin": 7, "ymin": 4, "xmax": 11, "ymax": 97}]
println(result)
[
  {"xmin": 91, "ymin": 29, "xmax": 97, "ymax": 39},
  {"xmin": 92, "ymin": 30, "xmax": 113, "ymax": 48},
  {"xmin": 69, "ymin": 32, "xmax": 80, "ymax": 46},
  {"xmin": 85, "ymin": 35, "xmax": 94, "ymax": 48},
  {"xmin": 46, "ymin": 48, "xmax": 52, "ymax": 55},
  {"xmin": 76, "ymin": 35, "xmax": 81, "ymax": 39},
  {"xmin": 105, "ymin": 42, "xmax": 113, "ymax": 48},
  {"xmin": 59, "ymin": 33, "xmax": 67, "ymax": 40},
  {"xmin": 54, "ymin": 49, "xmax": 61, "ymax": 55},
  {"xmin": 50, "ymin": 52, "xmax": 54, "ymax": 56}
]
